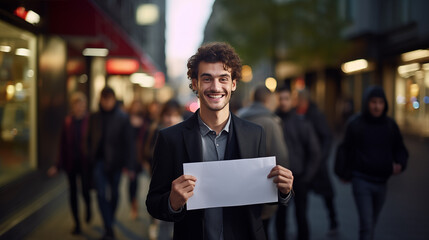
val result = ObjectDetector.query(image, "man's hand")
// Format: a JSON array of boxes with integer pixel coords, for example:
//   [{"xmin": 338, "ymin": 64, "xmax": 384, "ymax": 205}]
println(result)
[
  {"xmin": 393, "ymin": 163, "xmax": 402, "ymax": 175},
  {"xmin": 47, "ymin": 166, "xmax": 58, "ymax": 177},
  {"xmin": 122, "ymin": 168, "xmax": 136, "ymax": 180},
  {"xmin": 169, "ymin": 175, "xmax": 197, "ymax": 211},
  {"xmin": 267, "ymin": 165, "xmax": 293, "ymax": 195}
]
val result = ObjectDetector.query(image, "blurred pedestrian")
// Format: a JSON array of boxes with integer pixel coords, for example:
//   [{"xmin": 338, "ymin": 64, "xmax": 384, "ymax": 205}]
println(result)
[
  {"xmin": 47, "ymin": 91, "xmax": 92, "ymax": 235},
  {"xmin": 275, "ymin": 86, "xmax": 321, "ymax": 240},
  {"xmin": 146, "ymin": 42, "xmax": 293, "ymax": 239},
  {"xmin": 143, "ymin": 99, "xmax": 184, "ymax": 240},
  {"xmin": 88, "ymin": 87, "xmax": 135, "ymax": 240},
  {"xmin": 295, "ymin": 89, "xmax": 338, "ymax": 234},
  {"xmin": 237, "ymin": 85, "xmax": 289, "ymax": 238},
  {"xmin": 147, "ymin": 100, "xmax": 161, "ymax": 123},
  {"xmin": 335, "ymin": 86, "xmax": 408, "ymax": 240},
  {"xmin": 144, "ymin": 99, "xmax": 184, "ymax": 163},
  {"xmin": 126, "ymin": 99, "xmax": 150, "ymax": 220}
]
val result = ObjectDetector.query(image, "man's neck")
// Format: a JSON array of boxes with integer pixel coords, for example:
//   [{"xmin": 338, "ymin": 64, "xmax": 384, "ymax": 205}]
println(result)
[{"xmin": 199, "ymin": 107, "xmax": 230, "ymax": 135}]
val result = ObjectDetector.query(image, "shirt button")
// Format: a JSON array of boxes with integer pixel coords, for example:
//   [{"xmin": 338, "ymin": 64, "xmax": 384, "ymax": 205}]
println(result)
[{"xmin": 216, "ymin": 144, "xmax": 219, "ymax": 147}]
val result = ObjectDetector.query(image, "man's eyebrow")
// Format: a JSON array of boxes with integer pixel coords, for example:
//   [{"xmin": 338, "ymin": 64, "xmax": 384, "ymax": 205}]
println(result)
[
  {"xmin": 200, "ymin": 73, "xmax": 212, "ymax": 77},
  {"xmin": 199, "ymin": 73, "xmax": 231, "ymax": 78}
]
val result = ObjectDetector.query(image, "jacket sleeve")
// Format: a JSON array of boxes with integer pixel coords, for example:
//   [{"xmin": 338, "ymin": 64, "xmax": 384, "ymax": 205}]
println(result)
[
  {"xmin": 124, "ymin": 117, "xmax": 136, "ymax": 171},
  {"xmin": 146, "ymin": 130, "xmax": 187, "ymax": 222},
  {"xmin": 312, "ymin": 112, "xmax": 333, "ymax": 162},
  {"xmin": 303, "ymin": 122, "xmax": 322, "ymax": 183}
]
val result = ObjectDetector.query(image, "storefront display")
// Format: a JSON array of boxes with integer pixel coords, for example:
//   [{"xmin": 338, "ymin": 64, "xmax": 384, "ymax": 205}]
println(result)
[
  {"xmin": 0, "ymin": 20, "xmax": 37, "ymax": 186},
  {"xmin": 395, "ymin": 61, "xmax": 429, "ymax": 136}
]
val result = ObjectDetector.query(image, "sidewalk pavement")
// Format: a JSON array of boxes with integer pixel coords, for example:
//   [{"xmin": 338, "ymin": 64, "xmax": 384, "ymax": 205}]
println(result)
[
  {"xmin": 24, "ymin": 172, "xmax": 155, "ymax": 240},
  {"xmin": 268, "ymin": 135, "xmax": 429, "ymax": 240}
]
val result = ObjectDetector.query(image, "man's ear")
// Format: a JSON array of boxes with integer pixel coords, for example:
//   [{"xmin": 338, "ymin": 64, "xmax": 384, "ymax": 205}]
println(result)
[
  {"xmin": 192, "ymin": 78, "xmax": 198, "ymax": 92},
  {"xmin": 232, "ymin": 79, "xmax": 237, "ymax": 92}
]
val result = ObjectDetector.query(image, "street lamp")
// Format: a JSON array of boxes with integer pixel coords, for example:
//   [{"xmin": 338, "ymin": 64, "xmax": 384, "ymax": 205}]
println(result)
[
  {"xmin": 136, "ymin": 4, "xmax": 159, "ymax": 25},
  {"xmin": 265, "ymin": 77, "xmax": 277, "ymax": 92}
]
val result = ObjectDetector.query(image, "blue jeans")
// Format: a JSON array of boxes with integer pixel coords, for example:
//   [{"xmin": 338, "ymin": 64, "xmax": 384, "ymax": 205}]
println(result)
[
  {"xmin": 94, "ymin": 161, "xmax": 121, "ymax": 231},
  {"xmin": 352, "ymin": 177, "xmax": 387, "ymax": 240}
]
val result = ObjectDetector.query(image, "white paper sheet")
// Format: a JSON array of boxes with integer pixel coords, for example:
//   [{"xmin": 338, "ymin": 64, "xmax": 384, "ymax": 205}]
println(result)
[{"xmin": 183, "ymin": 156, "xmax": 278, "ymax": 210}]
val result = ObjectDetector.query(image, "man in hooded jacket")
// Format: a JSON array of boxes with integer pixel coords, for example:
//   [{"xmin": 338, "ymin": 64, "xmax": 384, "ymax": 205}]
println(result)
[
  {"xmin": 88, "ymin": 87, "xmax": 136, "ymax": 240},
  {"xmin": 338, "ymin": 86, "xmax": 408, "ymax": 240}
]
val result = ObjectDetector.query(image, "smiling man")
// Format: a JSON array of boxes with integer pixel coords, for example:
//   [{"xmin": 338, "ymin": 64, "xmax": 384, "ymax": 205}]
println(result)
[{"xmin": 146, "ymin": 42, "xmax": 294, "ymax": 240}]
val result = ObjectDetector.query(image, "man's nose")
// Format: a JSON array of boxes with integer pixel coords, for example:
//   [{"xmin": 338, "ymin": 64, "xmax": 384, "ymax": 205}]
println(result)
[{"xmin": 210, "ymin": 79, "xmax": 222, "ymax": 91}]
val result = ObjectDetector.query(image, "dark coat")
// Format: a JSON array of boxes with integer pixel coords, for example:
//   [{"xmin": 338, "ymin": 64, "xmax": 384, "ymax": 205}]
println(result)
[
  {"xmin": 146, "ymin": 111, "xmax": 269, "ymax": 240},
  {"xmin": 302, "ymin": 103, "xmax": 333, "ymax": 162},
  {"xmin": 88, "ymin": 105, "xmax": 135, "ymax": 173},
  {"xmin": 300, "ymin": 103, "xmax": 334, "ymax": 196},
  {"xmin": 276, "ymin": 110, "xmax": 321, "ymax": 183},
  {"xmin": 340, "ymin": 86, "xmax": 408, "ymax": 182},
  {"xmin": 57, "ymin": 114, "xmax": 90, "ymax": 174}
]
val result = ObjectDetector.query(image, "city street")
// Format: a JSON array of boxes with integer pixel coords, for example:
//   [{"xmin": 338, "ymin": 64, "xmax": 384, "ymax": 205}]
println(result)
[
  {"xmin": 18, "ymin": 136, "xmax": 429, "ymax": 240},
  {"xmin": 2, "ymin": 1, "xmax": 429, "ymax": 240}
]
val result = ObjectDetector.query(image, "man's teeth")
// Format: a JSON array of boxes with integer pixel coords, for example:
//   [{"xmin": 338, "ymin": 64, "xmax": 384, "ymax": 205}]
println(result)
[{"xmin": 208, "ymin": 95, "xmax": 223, "ymax": 99}]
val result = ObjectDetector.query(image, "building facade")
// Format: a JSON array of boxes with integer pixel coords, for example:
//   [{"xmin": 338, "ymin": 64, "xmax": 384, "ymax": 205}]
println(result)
[{"xmin": 339, "ymin": 0, "xmax": 429, "ymax": 136}]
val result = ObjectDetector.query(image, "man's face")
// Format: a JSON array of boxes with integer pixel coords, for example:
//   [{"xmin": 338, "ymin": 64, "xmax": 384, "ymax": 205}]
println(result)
[
  {"xmin": 100, "ymin": 95, "xmax": 116, "ymax": 112},
  {"xmin": 71, "ymin": 100, "xmax": 86, "ymax": 118},
  {"xmin": 162, "ymin": 110, "xmax": 182, "ymax": 128},
  {"xmin": 192, "ymin": 61, "xmax": 236, "ymax": 113},
  {"xmin": 278, "ymin": 90, "xmax": 292, "ymax": 113},
  {"xmin": 368, "ymin": 97, "xmax": 385, "ymax": 118}
]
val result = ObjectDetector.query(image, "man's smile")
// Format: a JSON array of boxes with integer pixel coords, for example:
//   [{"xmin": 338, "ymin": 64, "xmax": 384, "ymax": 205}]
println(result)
[{"xmin": 205, "ymin": 92, "xmax": 225, "ymax": 99}]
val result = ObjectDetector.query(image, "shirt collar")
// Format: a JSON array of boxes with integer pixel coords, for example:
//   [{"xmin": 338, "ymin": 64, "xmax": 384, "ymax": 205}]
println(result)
[{"xmin": 197, "ymin": 112, "xmax": 231, "ymax": 136}]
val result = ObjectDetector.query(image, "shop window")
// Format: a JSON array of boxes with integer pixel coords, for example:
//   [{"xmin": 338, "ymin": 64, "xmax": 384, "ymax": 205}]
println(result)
[
  {"xmin": 0, "ymin": 21, "xmax": 37, "ymax": 186},
  {"xmin": 395, "ymin": 62, "xmax": 429, "ymax": 136}
]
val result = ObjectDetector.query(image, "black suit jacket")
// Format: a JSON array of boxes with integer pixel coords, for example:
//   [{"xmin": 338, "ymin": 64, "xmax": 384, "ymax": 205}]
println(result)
[
  {"xmin": 146, "ymin": 111, "xmax": 268, "ymax": 240},
  {"xmin": 88, "ymin": 106, "xmax": 135, "ymax": 172}
]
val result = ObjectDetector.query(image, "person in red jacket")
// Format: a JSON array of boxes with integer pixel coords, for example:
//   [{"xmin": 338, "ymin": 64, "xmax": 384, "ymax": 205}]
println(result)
[{"xmin": 48, "ymin": 91, "xmax": 92, "ymax": 235}]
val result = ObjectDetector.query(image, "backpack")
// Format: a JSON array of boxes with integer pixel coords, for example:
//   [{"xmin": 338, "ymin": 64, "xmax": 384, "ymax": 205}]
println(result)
[{"xmin": 334, "ymin": 141, "xmax": 352, "ymax": 181}]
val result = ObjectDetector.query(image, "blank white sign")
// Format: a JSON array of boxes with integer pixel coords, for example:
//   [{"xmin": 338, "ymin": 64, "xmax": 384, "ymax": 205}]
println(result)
[{"xmin": 183, "ymin": 156, "xmax": 277, "ymax": 210}]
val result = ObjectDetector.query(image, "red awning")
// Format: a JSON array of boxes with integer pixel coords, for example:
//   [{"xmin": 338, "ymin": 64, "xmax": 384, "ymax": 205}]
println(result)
[{"xmin": 47, "ymin": 0, "xmax": 157, "ymax": 74}]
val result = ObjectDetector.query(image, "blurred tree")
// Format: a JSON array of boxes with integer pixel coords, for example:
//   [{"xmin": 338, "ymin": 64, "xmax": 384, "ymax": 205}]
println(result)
[{"xmin": 205, "ymin": 0, "xmax": 349, "ymax": 69}]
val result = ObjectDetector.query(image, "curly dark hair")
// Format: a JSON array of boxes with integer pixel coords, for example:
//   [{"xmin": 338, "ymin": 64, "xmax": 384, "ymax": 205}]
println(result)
[{"xmin": 187, "ymin": 42, "xmax": 242, "ymax": 94}]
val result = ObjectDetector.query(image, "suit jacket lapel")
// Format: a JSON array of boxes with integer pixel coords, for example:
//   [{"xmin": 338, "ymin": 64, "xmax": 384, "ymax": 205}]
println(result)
[
  {"xmin": 183, "ymin": 111, "xmax": 203, "ymax": 163},
  {"xmin": 231, "ymin": 114, "xmax": 250, "ymax": 159}
]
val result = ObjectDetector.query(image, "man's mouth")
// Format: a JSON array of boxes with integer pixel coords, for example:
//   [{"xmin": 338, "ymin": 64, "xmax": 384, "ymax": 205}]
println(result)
[{"xmin": 206, "ymin": 92, "xmax": 225, "ymax": 99}]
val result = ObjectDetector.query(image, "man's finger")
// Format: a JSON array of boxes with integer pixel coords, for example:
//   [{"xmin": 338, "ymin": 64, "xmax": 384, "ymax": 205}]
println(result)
[
  {"xmin": 178, "ymin": 175, "xmax": 197, "ymax": 183},
  {"xmin": 173, "ymin": 175, "xmax": 197, "ymax": 185},
  {"xmin": 268, "ymin": 165, "xmax": 293, "ymax": 178},
  {"xmin": 182, "ymin": 184, "xmax": 195, "ymax": 193}
]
